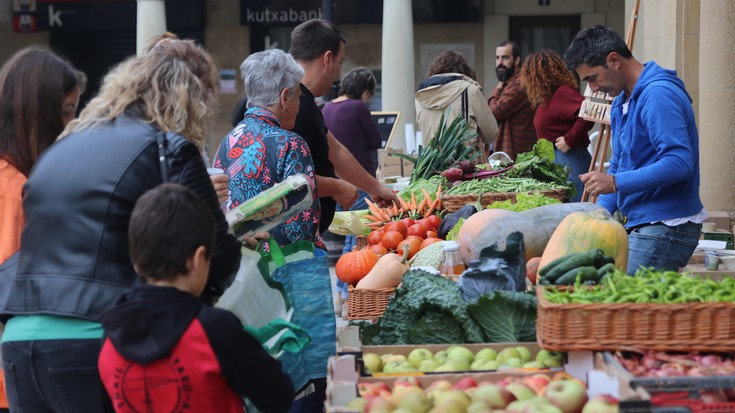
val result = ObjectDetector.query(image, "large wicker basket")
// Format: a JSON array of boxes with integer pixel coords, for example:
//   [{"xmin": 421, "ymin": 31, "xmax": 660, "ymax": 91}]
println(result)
[
  {"xmin": 536, "ymin": 286, "xmax": 735, "ymax": 352},
  {"xmin": 347, "ymin": 285, "xmax": 395, "ymax": 320},
  {"xmin": 440, "ymin": 189, "xmax": 567, "ymax": 212}
]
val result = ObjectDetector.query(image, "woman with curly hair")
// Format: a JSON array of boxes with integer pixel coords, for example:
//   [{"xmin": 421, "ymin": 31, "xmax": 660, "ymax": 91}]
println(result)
[
  {"xmin": 0, "ymin": 35, "xmax": 241, "ymax": 412},
  {"xmin": 415, "ymin": 51, "xmax": 497, "ymax": 159},
  {"xmin": 520, "ymin": 49, "xmax": 595, "ymax": 202}
]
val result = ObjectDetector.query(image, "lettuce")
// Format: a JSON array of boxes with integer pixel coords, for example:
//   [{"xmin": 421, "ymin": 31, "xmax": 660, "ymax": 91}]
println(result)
[{"xmin": 467, "ymin": 290, "xmax": 537, "ymax": 343}]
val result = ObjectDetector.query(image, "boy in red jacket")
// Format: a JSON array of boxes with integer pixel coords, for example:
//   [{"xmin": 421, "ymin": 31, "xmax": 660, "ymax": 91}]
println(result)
[{"xmin": 98, "ymin": 183, "xmax": 294, "ymax": 413}]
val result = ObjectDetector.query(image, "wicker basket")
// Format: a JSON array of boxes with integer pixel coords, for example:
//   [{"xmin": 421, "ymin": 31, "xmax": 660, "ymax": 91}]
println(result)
[
  {"xmin": 536, "ymin": 286, "xmax": 735, "ymax": 352},
  {"xmin": 440, "ymin": 189, "xmax": 567, "ymax": 212},
  {"xmin": 347, "ymin": 285, "xmax": 395, "ymax": 320}
]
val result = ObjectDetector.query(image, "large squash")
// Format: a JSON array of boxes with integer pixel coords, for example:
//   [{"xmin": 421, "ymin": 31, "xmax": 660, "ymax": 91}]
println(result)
[
  {"xmin": 538, "ymin": 209, "xmax": 629, "ymax": 272},
  {"xmin": 457, "ymin": 202, "xmax": 605, "ymax": 263}
]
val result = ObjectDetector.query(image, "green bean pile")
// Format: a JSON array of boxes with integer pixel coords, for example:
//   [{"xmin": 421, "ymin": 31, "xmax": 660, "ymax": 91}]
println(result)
[
  {"xmin": 544, "ymin": 268, "xmax": 735, "ymax": 304},
  {"xmin": 444, "ymin": 177, "xmax": 565, "ymax": 195}
]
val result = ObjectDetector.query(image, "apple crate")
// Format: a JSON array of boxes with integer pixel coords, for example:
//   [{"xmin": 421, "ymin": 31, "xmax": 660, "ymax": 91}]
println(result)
[{"xmin": 536, "ymin": 286, "xmax": 735, "ymax": 352}]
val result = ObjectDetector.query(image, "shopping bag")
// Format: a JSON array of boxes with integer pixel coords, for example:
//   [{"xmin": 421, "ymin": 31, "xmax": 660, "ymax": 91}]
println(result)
[
  {"xmin": 261, "ymin": 239, "xmax": 336, "ymax": 392},
  {"xmin": 216, "ymin": 246, "xmax": 310, "ymax": 358}
]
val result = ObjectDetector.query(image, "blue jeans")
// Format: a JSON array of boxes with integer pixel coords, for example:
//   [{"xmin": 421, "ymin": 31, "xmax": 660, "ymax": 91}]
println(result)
[
  {"xmin": 2, "ymin": 339, "xmax": 113, "ymax": 413},
  {"xmin": 555, "ymin": 146, "xmax": 592, "ymax": 203},
  {"xmin": 627, "ymin": 221, "xmax": 702, "ymax": 275},
  {"xmin": 335, "ymin": 190, "xmax": 370, "ymax": 299}
]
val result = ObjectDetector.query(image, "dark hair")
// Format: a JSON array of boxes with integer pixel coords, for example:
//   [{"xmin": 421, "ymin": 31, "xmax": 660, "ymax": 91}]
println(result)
[
  {"xmin": 0, "ymin": 46, "xmax": 81, "ymax": 176},
  {"xmin": 129, "ymin": 183, "xmax": 214, "ymax": 282},
  {"xmin": 498, "ymin": 40, "xmax": 521, "ymax": 60},
  {"xmin": 565, "ymin": 25, "xmax": 633, "ymax": 70},
  {"xmin": 338, "ymin": 67, "xmax": 376, "ymax": 99},
  {"xmin": 290, "ymin": 18, "xmax": 346, "ymax": 62},
  {"xmin": 426, "ymin": 51, "xmax": 477, "ymax": 80}
]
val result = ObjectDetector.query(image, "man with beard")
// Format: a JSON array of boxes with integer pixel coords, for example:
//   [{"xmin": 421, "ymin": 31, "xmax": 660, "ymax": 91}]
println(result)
[{"xmin": 488, "ymin": 40, "xmax": 537, "ymax": 160}]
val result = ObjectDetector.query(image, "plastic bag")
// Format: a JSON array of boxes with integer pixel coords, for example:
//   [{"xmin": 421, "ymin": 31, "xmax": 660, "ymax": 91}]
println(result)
[{"xmin": 457, "ymin": 231, "xmax": 527, "ymax": 302}]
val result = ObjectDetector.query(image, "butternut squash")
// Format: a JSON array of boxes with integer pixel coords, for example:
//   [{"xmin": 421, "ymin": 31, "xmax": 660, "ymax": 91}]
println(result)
[
  {"xmin": 356, "ymin": 246, "xmax": 410, "ymax": 289},
  {"xmin": 457, "ymin": 202, "xmax": 606, "ymax": 264},
  {"xmin": 539, "ymin": 209, "xmax": 628, "ymax": 272}
]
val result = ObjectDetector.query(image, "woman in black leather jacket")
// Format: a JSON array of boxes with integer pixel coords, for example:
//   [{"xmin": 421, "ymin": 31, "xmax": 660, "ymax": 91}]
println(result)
[{"xmin": 0, "ymin": 36, "xmax": 241, "ymax": 412}]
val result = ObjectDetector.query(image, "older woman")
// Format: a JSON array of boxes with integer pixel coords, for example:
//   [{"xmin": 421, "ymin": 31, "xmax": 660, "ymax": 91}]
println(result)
[
  {"xmin": 213, "ymin": 49, "xmax": 321, "ymax": 249},
  {"xmin": 213, "ymin": 49, "xmax": 333, "ymax": 411},
  {"xmin": 0, "ymin": 36, "xmax": 241, "ymax": 412}
]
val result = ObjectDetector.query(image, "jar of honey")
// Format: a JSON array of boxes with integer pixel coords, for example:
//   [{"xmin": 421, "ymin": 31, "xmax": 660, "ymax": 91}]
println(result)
[{"xmin": 439, "ymin": 241, "xmax": 466, "ymax": 276}]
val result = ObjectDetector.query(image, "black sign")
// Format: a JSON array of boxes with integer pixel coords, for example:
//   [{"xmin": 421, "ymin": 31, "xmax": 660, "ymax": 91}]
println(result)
[{"xmin": 371, "ymin": 111, "xmax": 400, "ymax": 148}]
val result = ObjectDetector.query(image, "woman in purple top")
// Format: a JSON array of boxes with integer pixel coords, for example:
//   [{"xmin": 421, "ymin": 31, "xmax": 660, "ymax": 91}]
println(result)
[
  {"xmin": 322, "ymin": 67, "xmax": 382, "ymax": 177},
  {"xmin": 321, "ymin": 67, "xmax": 382, "ymax": 316}
]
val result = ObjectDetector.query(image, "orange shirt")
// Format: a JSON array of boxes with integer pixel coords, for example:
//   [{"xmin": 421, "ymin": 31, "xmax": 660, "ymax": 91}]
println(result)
[{"xmin": 0, "ymin": 159, "xmax": 26, "ymax": 263}]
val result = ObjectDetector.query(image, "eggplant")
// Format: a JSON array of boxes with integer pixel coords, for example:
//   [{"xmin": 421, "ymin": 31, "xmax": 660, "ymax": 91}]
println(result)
[{"xmin": 437, "ymin": 204, "xmax": 477, "ymax": 239}]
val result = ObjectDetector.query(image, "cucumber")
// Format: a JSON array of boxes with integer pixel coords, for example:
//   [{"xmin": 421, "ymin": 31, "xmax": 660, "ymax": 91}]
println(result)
[
  {"xmin": 593, "ymin": 253, "xmax": 615, "ymax": 268},
  {"xmin": 554, "ymin": 266, "xmax": 599, "ymax": 285},
  {"xmin": 543, "ymin": 249, "xmax": 602, "ymax": 283},
  {"xmin": 539, "ymin": 252, "xmax": 585, "ymax": 278},
  {"xmin": 596, "ymin": 262, "xmax": 616, "ymax": 279}
]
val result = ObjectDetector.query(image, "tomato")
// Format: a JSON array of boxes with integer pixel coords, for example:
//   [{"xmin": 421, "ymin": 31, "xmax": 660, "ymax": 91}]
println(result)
[
  {"xmin": 364, "ymin": 244, "xmax": 388, "ymax": 256},
  {"xmin": 426, "ymin": 230, "xmax": 438, "ymax": 239},
  {"xmin": 420, "ymin": 237, "xmax": 442, "ymax": 250},
  {"xmin": 384, "ymin": 221, "xmax": 408, "ymax": 237},
  {"xmin": 405, "ymin": 235, "xmax": 424, "ymax": 244},
  {"xmin": 407, "ymin": 223, "xmax": 427, "ymax": 238},
  {"xmin": 367, "ymin": 230, "xmax": 384, "ymax": 246},
  {"xmin": 399, "ymin": 217, "xmax": 415, "ymax": 229},
  {"xmin": 380, "ymin": 231, "xmax": 404, "ymax": 250},
  {"xmin": 426, "ymin": 215, "xmax": 441, "ymax": 229},
  {"xmin": 397, "ymin": 237, "xmax": 422, "ymax": 259}
]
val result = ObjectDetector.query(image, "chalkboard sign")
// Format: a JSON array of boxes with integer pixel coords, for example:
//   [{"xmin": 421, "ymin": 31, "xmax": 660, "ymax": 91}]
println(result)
[{"xmin": 371, "ymin": 111, "xmax": 400, "ymax": 148}]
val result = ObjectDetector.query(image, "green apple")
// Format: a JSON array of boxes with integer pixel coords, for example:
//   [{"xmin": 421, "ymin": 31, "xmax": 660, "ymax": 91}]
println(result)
[
  {"xmin": 434, "ymin": 350, "xmax": 448, "ymax": 364},
  {"xmin": 515, "ymin": 346, "xmax": 532, "ymax": 363},
  {"xmin": 418, "ymin": 359, "xmax": 440, "ymax": 372},
  {"xmin": 470, "ymin": 384, "xmax": 516, "ymax": 409},
  {"xmin": 429, "ymin": 399, "xmax": 465, "ymax": 413},
  {"xmin": 433, "ymin": 390, "xmax": 471, "ymax": 409},
  {"xmin": 383, "ymin": 361, "xmax": 415, "ymax": 373},
  {"xmin": 496, "ymin": 347, "xmax": 522, "ymax": 364},
  {"xmin": 504, "ymin": 383, "xmax": 536, "ymax": 401},
  {"xmin": 446, "ymin": 346, "xmax": 474, "ymax": 365},
  {"xmin": 346, "ymin": 397, "xmax": 368, "ymax": 413},
  {"xmin": 446, "ymin": 357, "xmax": 471, "ymax": 371},
  {"xmin": 408, "ymin": 348, "xmax": 434, "ymax": 368},
  {"xmin": 390, "ymin": 385, "xmax": 424, "ymax": 406},
  {"xmin": 522, "ymin": 361, "xmax": 546, "ymax": 369},
  {"xmin": 502, "ymin": 358, "xmax": 523, "ymax": 368},
  {"xmin": 542, "ymin": 358, "xmax": 563, "ymax": 368},
  {"xmin": 363, "ymin": 353, "xmax": 383, "ymax": 374},
  {"xmin": 535, "ymin": 350, "xmax": 564, "ymax": 366},
  {"xmin": 467, "ymin": 400, "xmax": 491, "ymax": 413},
  {"xmin": 398, "ymin": 391, "xmax": 433, "ymax": 413},
  {"xmin": 433, "ymin": 363, "xmax": 458, "ymax": 372},
  {"xmin": 474, "ymin": 348, "xmax": 498, "ymax": 362},
  {"xmin": 393, "ymin": 408, "xmax": 415, "ymax": 413},
  {"xmin": 383, "ymin": 354, "xmax": 408, "ymax": 364},
  {"xmin": 470, "ymin": 359, "xmax": 500, "ymax": 371}
]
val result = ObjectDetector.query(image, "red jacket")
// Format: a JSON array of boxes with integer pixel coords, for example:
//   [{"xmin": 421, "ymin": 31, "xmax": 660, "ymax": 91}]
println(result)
[{"xmin": 533, "ymin": 84, "xmax": 595, "ymax": 148}]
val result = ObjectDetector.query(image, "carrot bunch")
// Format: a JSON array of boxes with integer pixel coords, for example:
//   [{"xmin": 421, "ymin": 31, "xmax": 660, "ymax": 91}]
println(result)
[{"xmin": 363, "ymin": 185, "xmax": 443, "ymax": 229}]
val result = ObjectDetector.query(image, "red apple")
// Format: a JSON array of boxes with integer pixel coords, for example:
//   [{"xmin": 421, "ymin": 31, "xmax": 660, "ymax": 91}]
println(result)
[
  {"xmin": 365, "ymin": 396, "xmax": 395, "ymax": 413},
  {"xmin": 543, "ymin": 379, "xmax": 588, "ymax": 413},
  {"xmin": 523, "ymin": 374, "xmax": 551, "ymax": 395},
  {"xmin": 395, "ymin": 377, "xmax": 422, "ymax": 389},
  {"xmin": 581, "ymin": 395, "xmax": 619, "ymax": 413},
  {"xmin": 452, "ymin": 377, "xmax": 478, "ymax": 391}
]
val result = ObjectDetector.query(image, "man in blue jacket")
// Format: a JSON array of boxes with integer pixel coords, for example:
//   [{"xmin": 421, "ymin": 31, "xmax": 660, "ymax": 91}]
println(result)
[{"xmin": 566, "ymin": 25, "xmax": 705, "ymax": 275}]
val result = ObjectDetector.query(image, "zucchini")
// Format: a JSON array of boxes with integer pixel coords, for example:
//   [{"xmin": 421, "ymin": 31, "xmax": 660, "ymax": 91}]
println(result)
[
  {"xmin": 593, "ymin": 253, "xmax": 615, "ymax": 269},
  {"xmin": 538, "ymin": 252, "xmax": 585, "ymax": 278},
  {"xmin": 543, "ymin": 249, "xmax": 602, "ymax": 283},
  {"xmin": 596, "ymin": 262, "xmax": 616, "ymax": 279},
  {"xmin": 555, "ymin": 266, "xmax": 599, "ymax": 285}
]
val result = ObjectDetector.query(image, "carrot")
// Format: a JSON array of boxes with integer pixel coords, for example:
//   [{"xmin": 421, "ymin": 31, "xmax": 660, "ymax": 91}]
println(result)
[
  {"xmin": 421, "ymin": 188, "xmax": 433, "ymax": 209},
  {"xmin": 424, "ymin": 197, "xmax": 441, "ymax": 218},
  {"xmin": 417, "ymin": 196, "xmax": 428, "ymax": 214},
  {"xmin": 392, "ymin": 201, "xmax": 400, "ymax": 217},
  {"xmin": 364, "ymin": 214, "xmax": 382, "ymax": 222},
  {"xmin": 410, "ymin": 192, "xmax": 418, "ymax": 211},
  {"xmin": 436, "ymin": 184, "xmax": 443, "ymax": 198},
  {"xmin": 365, "ymin": 198, "xmax": 389, "ymax": 221},
  {"xmin": 399, "ymin": 197, "xmax": 411, "ymax": 212}
]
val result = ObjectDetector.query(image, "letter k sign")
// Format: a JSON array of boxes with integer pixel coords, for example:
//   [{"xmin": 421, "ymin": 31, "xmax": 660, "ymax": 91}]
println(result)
[{"xmin": 49, "ymin": 5, "xmax": 62, "ymax": 27}]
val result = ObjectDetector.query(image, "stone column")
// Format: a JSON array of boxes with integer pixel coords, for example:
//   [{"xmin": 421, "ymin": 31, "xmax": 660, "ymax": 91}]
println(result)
[
  {"xmin": 698, "ymin": 0, "xmax": 735, "ymax": 211},
  {"xmin": 381, "ymin": 0, "xmax": 415, "ymax": 152},
  {"xmin": 136, "ymin": 0, "xmax": 167, "ymax": 55}
]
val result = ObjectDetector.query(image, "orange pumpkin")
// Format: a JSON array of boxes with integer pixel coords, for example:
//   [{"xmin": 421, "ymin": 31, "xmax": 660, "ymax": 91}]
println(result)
[
  {"xmin": 539, "ymin": 209, "xmax": 628, "ymax": 272},
  {"xmin": 526, "ymin": 256, "xmax": 542, "ymax": 285},
  {"xmin": 335, "ymin": 248, "xmax": 379, "ymax": 284}
]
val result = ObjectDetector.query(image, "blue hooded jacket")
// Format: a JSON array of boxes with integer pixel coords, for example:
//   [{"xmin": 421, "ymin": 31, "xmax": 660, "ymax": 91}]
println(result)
[{"xmin": 598, "ymin": 62, "xmax": 703, "ymax": 228}]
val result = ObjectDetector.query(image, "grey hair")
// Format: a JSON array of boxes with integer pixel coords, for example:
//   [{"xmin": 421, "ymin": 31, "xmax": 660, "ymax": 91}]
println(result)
[{"xmin": 241, "ymin": 49, "xmax": 304, "ymax": 108}]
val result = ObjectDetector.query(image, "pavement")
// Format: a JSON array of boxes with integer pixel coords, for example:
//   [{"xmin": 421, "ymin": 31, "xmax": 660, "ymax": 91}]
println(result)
[{"xmin": 329, "ymin": 266, "xmax": 350, "ymax": 328}]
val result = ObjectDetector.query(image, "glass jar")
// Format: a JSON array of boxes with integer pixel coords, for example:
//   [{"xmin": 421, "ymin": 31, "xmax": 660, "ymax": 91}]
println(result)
[{"xmin": 439, "ymin": 241, "xmax": 466, "ymax": 276}]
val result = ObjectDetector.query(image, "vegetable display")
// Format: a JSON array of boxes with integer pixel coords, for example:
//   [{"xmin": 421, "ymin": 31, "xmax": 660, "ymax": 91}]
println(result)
[
  {"xmin": 539, "ymin": 210, "xmax": 629, "ymax": 273},
  {"xmin": 544, "ymin": 268, "xmax": 735, "ymax": 304},
  {"xmin": 504, "ymin": 139, "xmax": 573, "ymax": 194},
  {"xmin": 443, "ymin": 177, "xmax": 564, "ymax": 195},
  {"xmin": 467, "ymin": 291, "xmax": 538, "ymax": 343},
  {"xmin": 356, "ymin": 246, "xmax": 410, "ymax": 289},
  {"xmin": 537, "ymin": 249, "xmax": 616, "ymax": 286},
  {"xmin": 335, "ymin": 248, "xmax": 379, "ymax": 285},
  {"xmin": 486, "ymin": 192, "xmax": 561, "ymax": 212}
]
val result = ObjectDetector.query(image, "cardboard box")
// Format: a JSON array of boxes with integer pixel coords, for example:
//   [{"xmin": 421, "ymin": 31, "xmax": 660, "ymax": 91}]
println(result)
[
  {"xmin": 377, "ymin": 148, "xmax": 403, "ymax": 178},
  {"xmin": 705, "ymin": 211, "xmax": 731, "ymax": 230},
  {"xmin": 702, "ymin": 229, "xmax": 734, "ymax": 249},
  {"xmin": 401, "ymin": 158, "xmax": 414, "ymax": 178},
  {"xmin": 683, "ymin": 264, "xmax": 735, "ymax": 280}
]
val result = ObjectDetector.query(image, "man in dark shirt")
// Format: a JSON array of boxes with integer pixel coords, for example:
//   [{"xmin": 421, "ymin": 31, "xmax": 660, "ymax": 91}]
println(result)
[
  {"xmin": 488, "ymin": 40, "xmax": 537, "ymax": 160},
  {"xmin": 289, "ymin": 19, "xmax": 398, "ymax": 234}
]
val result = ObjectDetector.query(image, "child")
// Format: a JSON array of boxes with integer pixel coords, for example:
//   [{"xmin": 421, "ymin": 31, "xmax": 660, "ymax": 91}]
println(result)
[{"xmin": 98, "ymin": 183, "xmax": 294, "ymax": 413}]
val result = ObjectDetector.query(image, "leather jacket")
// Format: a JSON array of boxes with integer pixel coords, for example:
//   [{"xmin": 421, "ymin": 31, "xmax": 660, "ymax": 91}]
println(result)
[{"xmin": 0, "ymin": 115, "xmax": 241, "ymax": 321}]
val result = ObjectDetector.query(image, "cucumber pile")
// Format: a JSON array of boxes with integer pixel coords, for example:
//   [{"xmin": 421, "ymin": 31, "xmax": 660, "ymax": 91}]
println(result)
[{"xmin": 537, "ymin": 248, "xmax": 616, "ymax": 286}]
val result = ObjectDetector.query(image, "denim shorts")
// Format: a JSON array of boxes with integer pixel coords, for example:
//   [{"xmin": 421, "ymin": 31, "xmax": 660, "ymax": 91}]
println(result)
[{"xmin": 626, "ymin": 221, "xmax": 701, "ymax": 275}]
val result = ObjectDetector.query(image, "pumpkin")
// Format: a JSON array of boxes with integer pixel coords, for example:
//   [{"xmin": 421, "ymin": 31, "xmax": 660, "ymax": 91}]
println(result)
[
  {"xmin": 539, "ymin": 209, "xmax": 629, "ymax": 272},
  {"xmin": 457, "ymin": 202, "xmax": 605, "ymax": 263},
  {"xmin": 526, "ymin": 256, "xmax": 542, "ymax": 285},
  {"xmin": 356, "ymin": 246, "xmax": 410, "ymax": 289},
  {"xmin": 335, "ymin": 248, "xmax": 379, "ymax": 285}
]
